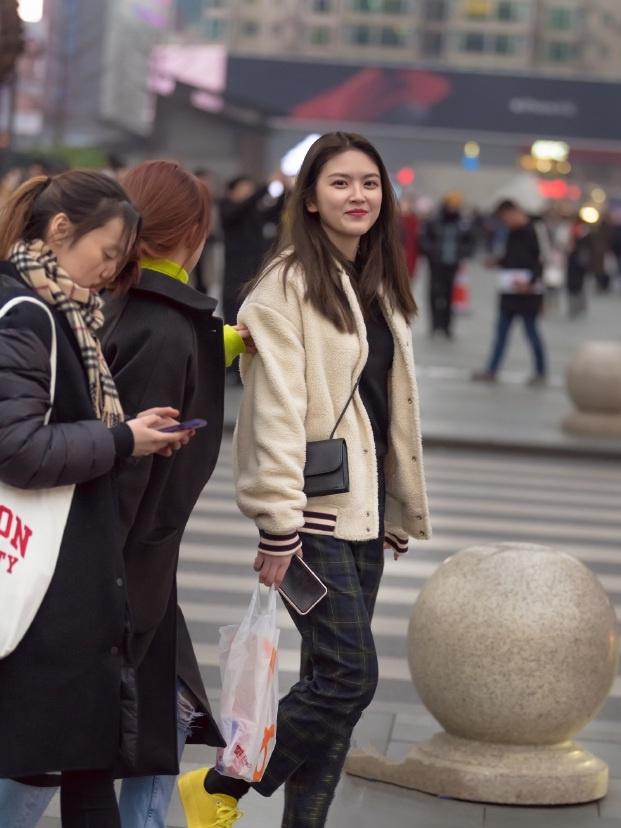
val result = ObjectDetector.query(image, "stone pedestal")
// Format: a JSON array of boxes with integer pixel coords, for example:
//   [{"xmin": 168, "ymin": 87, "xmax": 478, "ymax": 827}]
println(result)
[
  {"xmin": 562, "ymin": 342, "xmax": 621, "ymax": 437},
  {"xmin": 345, "ymin": 543, "xmax": 619, "ymax": 805}
]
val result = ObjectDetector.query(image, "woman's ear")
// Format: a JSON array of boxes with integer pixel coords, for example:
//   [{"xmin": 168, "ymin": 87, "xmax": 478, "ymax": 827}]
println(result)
[
  {"xmin": 305, "ymin": 200, "xmax": 318, "ymax": 214},
  {"xmin": 47, "ymin": 213, "xmax": 73, "ymax": 246}
]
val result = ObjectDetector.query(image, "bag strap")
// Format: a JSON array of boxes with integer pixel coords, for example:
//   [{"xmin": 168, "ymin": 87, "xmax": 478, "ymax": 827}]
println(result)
[
  {"xmin": 0, "ymin": 296, "xmax": 57, "ymax": 425},
  {"xmin": 329, "ymin": 375, "xmax": 362, "ymax": 440}
]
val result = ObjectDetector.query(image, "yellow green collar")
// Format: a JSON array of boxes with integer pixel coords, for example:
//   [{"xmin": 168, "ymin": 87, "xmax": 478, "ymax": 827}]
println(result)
[{"xmin": 140, "ymin": 257, "xmax": 189, "ymax": 285}]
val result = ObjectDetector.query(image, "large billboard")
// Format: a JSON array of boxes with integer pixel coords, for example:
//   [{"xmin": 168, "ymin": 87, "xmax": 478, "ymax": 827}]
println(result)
[{"xmin": 224, "ymin": 57, "xmax": 621, "ymax": 145}]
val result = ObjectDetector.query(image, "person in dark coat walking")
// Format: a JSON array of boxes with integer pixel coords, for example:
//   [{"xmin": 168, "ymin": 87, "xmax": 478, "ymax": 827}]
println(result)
[
  {"xmin": 473, "ymin": 199, "xmax": 547, "ymax": 385},
  {"xmin": 422, "ymin": 192, "xmax": 473, "ymax": 338},
  {"xmin": 0, "ymin": 171, "xmax": 189, "ymax": 828},
  {"xmin": 399, "ymin": 193, "xmax": 420, "ymax": 280},
  {"xmin": 103, "ymin": 161, "xmax": 239, "ymax": 826},
  {"xmin": 566, "ymin": 215, "xmax": 592, "ymax": 318},
  {"xmin": 220, "ymin": 174, "xmax": 286, "ymax": 326}
]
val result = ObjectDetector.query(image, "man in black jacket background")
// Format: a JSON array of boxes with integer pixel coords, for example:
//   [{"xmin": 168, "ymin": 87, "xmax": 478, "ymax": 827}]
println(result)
[
  {"xmin": 422, "ymin": 192, "xmax": 473, "ymax": 339},
  {"xmin": 473, "ymin": 199, "xmax": 547, "ymax": 385}
]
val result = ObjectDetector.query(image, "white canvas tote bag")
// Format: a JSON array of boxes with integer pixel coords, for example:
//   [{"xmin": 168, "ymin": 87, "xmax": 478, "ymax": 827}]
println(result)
[{"xmin": 0, "ymin": 296, "xmax": 75, "ymax": 658}]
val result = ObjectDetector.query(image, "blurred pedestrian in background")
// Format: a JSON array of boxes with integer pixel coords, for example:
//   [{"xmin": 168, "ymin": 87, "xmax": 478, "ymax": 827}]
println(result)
[
  {"xmin": 566, "ymin": 213, "xmax": 592, "ymax": 318},
  {"xmin": 473, "ymin": 199, "xmax": 547, "ymax": 385},
  {"xmin": 192, "ymin": 167, "xmax": 222, "ymax": 296},
  {"xmin": 421, "ymin": 191, "xmax": 473, "ymax": 338},
  {"xmin": 398, "ymin": 192, "xmax": 419, "ymax": 281},
  {"xmin": 220, "ymin": 174, "xmax": 287, "ymax": 325},
  {"xmin": 590, "ymin": 212, "xmax": 613, "ymax": 293},
  {"xmin": 538, "ymin": 207, "xmax": 570, "ymax": 315}
]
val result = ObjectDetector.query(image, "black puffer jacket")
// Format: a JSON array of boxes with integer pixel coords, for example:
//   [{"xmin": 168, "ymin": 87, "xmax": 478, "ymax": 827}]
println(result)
[{"xmin": 0, "ymin": 264, "xmax": 136, "ymax": 778}]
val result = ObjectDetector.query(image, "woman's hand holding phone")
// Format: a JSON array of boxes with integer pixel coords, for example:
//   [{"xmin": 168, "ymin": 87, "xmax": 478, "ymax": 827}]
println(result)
[
  {"xmin": 128, "ymin": 407, "xmax": 194, "ymax": 457},
  {"xmin": 254, "ymin": 551, "xmax": 298, "ymax": 590}
]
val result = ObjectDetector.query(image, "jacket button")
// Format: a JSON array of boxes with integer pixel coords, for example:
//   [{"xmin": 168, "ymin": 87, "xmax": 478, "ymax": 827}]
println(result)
[
  {"xmin": 110, "ymin": 646, "xmax": 119, "ymax": 656},
  {"xmin": 411, "ymin": 456, "xmax": 417, "ymax": 461},
  {"xmin": 366, "ymin": 511, "xmax": 370, "ymax": 517},
  {"xmin": 416, "ymin": 515, "xmax": 423, "ymax": 520},
  {"xmin": 363, "ymin": 449, "xmax": 369, "ymax": 454},
  {"xmin": 366, "ymin": 527, "xmax": 371, "ymax": 533},
  {"xmin": 116, "ymin": 577, "xmax": 123, "ymax": 587},
  {"xmin": 408, "ymin": 398, "xmax": 413, "ymax": 404},
  {"xmin": 419, "ymin": 531, "xmax": 426, "ymax": 538}
]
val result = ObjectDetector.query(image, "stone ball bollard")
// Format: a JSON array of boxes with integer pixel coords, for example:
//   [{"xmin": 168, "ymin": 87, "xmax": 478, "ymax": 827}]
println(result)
[
  {"xmin": 346, "ymin": 543, "xmax": 619, "ymax": 805},
  {"xmin": 562, "ymin": 342, "xmax": 621, "ymax": 437}
]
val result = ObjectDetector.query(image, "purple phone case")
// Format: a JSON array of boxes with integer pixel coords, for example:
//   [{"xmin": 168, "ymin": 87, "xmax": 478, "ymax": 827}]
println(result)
[{"xmin": 158, "ymin": 418, "xmax": 207, "ymax": 433}]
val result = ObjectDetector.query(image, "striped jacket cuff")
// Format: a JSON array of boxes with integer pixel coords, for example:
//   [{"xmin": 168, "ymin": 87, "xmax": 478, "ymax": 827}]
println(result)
[
  {"xmin": 258, "ymin": 529, "xmax": 303, "ymax": 556},
  {"xmin": 385, "ymin": 531, "xmax": 409, "ymax": 555}
]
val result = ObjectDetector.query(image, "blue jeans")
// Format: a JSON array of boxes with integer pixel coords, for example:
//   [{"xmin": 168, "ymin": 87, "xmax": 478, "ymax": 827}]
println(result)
[
  {"xmin": 487, "ymin": 309, "xmax": 547, "ymax": 377},
  {"xmin": 0, "ymin": 681, "xmax": 196, "ymax": 828}
]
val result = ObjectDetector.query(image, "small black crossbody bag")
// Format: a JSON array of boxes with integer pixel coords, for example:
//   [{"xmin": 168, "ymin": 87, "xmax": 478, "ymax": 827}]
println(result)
[{"xmin": 303, "ymin": 378, "xmax": 361, "ymax": 498}]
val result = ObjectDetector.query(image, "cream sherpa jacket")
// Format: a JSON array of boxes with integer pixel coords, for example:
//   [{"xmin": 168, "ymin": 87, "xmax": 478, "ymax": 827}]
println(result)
[{"xmin": 233, "ymin": 259, "xmax": 431, "ymax": 556}]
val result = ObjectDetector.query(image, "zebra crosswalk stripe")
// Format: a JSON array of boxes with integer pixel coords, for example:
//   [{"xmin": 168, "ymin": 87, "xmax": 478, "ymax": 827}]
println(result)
[{"xmin": 180, "ymin": 440, "xmax": 621, "ymax": 711}]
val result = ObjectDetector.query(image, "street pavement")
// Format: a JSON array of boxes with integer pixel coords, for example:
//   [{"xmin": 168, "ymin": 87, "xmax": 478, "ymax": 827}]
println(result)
[
  {"xmin": 410, "ymin": 260, "xmax": 621, "ymax": 457},
  {"xmin": 42, "ymin": 262, "xmax": 621, "ymax": 826},
  {"xmin": 43, "ymin": 433, "xmax": 621, "ymax": 826}
]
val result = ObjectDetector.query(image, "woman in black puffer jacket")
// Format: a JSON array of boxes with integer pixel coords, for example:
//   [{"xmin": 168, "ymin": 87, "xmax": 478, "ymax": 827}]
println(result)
[{"xmin": 0, "ymin": 171, "xmax": 188, "ymax": 828}]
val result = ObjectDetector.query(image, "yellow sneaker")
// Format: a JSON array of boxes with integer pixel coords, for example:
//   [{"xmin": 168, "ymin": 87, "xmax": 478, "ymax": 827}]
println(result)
[{"xmin": 178, "ymin": 767, "xmax": 243, "ymax": 827}]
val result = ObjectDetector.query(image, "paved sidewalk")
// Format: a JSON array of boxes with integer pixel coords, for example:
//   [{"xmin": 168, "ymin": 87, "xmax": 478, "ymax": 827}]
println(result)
[
  {"xmin": 40, "ymin": 264, "xmax": 621, "ymax": 826},
  {"xmin": 224, "ymin": 260, "xmax": 621, "ymax": 458},
  {"xmin": 41, "ymin": 702, "xmax": 621, "ymax": 827}
]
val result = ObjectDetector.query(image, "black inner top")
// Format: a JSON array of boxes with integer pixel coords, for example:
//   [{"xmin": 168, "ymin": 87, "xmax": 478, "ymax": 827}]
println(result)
[{"xmin": 359, "ymin": 297, "xmax": 394, "ymax": 458}]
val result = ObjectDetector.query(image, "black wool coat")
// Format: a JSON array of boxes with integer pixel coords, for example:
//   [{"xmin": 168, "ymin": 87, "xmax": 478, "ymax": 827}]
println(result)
[
  {"xmin": 101, "ymin": 269, "xmax": 226, "ymax": 777},
  {"xmin": 220, "ymin": 186, "xmax": 285, "ymax": 323},
  {"xmin": 498, "ymin": 221, "xmax": 544, "ymax": 316},
  {"xmin": 0, "ymin": 264, "xmax": 135, "ymax": 778}
]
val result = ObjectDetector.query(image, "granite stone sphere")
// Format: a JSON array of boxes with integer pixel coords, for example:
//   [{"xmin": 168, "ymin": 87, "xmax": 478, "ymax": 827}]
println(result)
[
  {"xmin": 566, "ymin": 342, "xmax": 621, "ymax": 414},
  {"xmin": 408, "ymin": 543, "xmax": 619, "ymax": 746}
]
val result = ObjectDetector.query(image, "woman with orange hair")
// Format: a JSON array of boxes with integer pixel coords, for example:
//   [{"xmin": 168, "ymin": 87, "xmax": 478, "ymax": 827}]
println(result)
[{"xmin": 106, "ymin": 160, "xmax": 256, "ymax": 827}]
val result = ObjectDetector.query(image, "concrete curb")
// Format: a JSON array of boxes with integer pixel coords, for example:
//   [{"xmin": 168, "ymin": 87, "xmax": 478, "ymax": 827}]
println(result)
[
  {"xmin": 222, "ymin": 420, "xmax": 621, "ymax": 461},
  {"xmin": 420, "ymin": 434, "xmax": 621, "ymax": 462}
]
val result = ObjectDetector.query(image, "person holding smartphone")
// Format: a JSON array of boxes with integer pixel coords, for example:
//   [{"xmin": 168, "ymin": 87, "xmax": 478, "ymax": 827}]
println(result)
[
  {"xmin": 178, "ymin": 132, "xmax": 431, "ymax": 828},
  {"xmin": 0, "ymin": 171, "xmax": 190, "ymax": 828},
  {"xmin": 0, "ymin": 162, "xmax": 255, "ymax": 828}
]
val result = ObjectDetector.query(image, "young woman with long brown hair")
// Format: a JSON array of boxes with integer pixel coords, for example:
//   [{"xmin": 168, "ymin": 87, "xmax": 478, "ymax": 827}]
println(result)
[
  {"xmin": 179, "ymin": 132, "xmax": 431, "ymax": 828},
  {"xmin": 0, "ymin": 171, "xmax": 189, "ymax": 828}
]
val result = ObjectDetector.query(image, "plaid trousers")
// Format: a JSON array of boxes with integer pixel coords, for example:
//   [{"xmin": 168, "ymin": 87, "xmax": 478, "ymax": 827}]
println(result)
[{"xmin": 253, "ymin": 467, "xmax": 386, "ymax": 828}]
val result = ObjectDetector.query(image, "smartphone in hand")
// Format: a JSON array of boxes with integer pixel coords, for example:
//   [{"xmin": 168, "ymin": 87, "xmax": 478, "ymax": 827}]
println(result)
[
  {"xmin": 278, "ymin": 555, "xmax": 327, "ymax": 615},
  {"xmin": 158, "ymin": 418, "xmax": 207, "ymax": 433}
]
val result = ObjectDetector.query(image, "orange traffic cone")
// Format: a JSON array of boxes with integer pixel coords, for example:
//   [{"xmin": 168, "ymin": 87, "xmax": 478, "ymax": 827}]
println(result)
[{"xmin": 452, "ymin": 266, "xmax": 471, "ymax": 314}]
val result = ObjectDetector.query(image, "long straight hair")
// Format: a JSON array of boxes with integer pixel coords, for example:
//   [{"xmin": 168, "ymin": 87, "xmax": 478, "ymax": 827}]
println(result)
[{"xmin": 250, "ymin": 131, "xmax": 417, "ymax": 333}]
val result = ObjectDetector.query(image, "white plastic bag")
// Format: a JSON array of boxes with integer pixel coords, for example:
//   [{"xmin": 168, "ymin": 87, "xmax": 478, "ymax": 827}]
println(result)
[{"xmin": 216, "ymin": 584, "xmax": 280, "ymax": 782}]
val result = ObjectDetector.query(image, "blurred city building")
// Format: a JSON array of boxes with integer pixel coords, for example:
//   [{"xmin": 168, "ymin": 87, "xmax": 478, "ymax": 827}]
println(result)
[
  {"xmin": 4, "ymin": 0, "xmax": 621, "ymax": 207},
  {"xmin": 175, "ymin": 0, "xmax": 621, "ymax": 82}
]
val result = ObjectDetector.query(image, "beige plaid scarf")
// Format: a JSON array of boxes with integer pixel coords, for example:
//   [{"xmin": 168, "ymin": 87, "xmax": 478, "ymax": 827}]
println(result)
[{"xmin": 10, "ymin": 239, "xmax": 124, "ymax": 427}]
